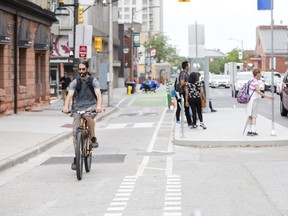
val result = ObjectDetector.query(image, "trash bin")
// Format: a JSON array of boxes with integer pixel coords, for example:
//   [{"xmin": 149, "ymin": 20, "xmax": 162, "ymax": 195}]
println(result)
[
  {"xmin": 50, "ymin": 82, "xmax": 58, "ymax": 97},
  {"xmin": 126, "ymin": 81, "xmax": 135, "ymax": 94}
]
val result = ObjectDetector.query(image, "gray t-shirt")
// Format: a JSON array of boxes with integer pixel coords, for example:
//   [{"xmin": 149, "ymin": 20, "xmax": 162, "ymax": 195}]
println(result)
[{"xmin": 69, "ymin": 77, "xmax": 100, "ymax": 109}]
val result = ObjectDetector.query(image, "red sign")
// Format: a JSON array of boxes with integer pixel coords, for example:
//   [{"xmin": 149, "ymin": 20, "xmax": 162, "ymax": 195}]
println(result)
[
  {"xmin": 79, "ymin": 45, "xmax": 87, "ymax": 58},
  {"xmin": 151, "ymin": 48, "xmax": 156, "ymax": 58}
]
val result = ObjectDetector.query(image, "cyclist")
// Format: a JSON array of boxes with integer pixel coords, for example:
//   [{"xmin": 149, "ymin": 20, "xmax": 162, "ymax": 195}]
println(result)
[{"xmin": 62, "ymin": 60, "xmax": 102, "ymax": 170}]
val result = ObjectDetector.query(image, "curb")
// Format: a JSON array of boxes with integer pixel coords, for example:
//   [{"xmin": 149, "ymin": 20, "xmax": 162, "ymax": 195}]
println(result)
[{"xmin": 0, "ymin": 106, "xmax": 118, "ymax": 172}]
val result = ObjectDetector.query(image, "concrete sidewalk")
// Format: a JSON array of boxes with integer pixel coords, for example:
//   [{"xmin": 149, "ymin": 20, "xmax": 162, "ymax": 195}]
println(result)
[
  {"xmin": 174, "ymin": 108, "xmax": 288, "ymax": 148},
  {"xmin": 0, "ymin": 87, "xmax": 128, "ymax": 172}
]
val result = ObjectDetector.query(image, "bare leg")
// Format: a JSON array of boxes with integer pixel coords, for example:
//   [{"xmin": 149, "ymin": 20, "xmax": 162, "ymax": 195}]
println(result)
[{"xmin": 86, "ymin": 117, "xmax": 95, "ymax": 138}]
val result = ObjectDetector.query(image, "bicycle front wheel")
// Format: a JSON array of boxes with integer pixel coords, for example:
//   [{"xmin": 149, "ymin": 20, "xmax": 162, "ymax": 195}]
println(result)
[
  {"xmin": 84, "ymin": 138, "xmax": 92, "ymax": 172},
  {"xmin": 76, "ymin": 132, "xmax": 84, "ymax": 180}
]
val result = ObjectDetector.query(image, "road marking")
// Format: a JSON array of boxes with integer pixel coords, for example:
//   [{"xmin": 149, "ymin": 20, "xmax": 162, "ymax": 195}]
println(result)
[
  {"xmin": 105, "ymin": 123, "xmax": 127, "ymax": 129},
  {"xmin": 133, "ymin": 122, "xmax": 154, "ymax": 128},
  {"xmin": 137, "ymin": 108, "xmax": 168, "ymax": 177},
  {"xmin": 164, "ymin": 175, "xmax": 182, "ymax": 216}
]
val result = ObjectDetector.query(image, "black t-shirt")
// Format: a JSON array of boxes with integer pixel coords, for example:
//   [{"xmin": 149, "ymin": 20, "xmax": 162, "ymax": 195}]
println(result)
[{"xmin": 60, "ymin": 76, "xmax": 71, "ymax": 89}]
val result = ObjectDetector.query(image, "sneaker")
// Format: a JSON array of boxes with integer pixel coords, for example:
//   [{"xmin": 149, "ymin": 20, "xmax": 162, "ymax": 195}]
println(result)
[
  {"xmin": 252, "ymin": 132, "xmax": 258, "ymax": 136},
  {"xmin": 71, "ymin": 157, "xmax": 76, "ymax": 170},
  {"xmin": 91, "ymin": 137, "xmax": 99, "ymax": 148},
  {"xmin": 247, "ymin": 131, "xmax": 253, "ymax": 136},
  {"xmin": 190, "ymin": 124, "xmax": 197, "ymax": 129},
  {"xmin": 200, "ymin": 123, "xmax": 207, "ymax": 129},
  {"xmin": 211, "ymin": 109, "xmax": 217, "ymax": 112}
]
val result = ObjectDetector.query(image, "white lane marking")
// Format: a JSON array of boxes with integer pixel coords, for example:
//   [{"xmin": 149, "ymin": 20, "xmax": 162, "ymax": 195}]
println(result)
[
  {"xmin": 113, "ymin": 197, "xmax": 129, "ymax": 201},
  {"xmin": 164, "ymin": 207, "xmax": 181, "ymax": 211},
  {"xmin": 105, "ymin": 123, "xmax": 127, "ymax": 129},
  {"xmin": 116, "ymin": 98, "xmax": 126, "ymax": 107},
  {"xmin": 110, "ymin": 202, "xmax": 127, "ymax": 206},
  {"xmin": 118, "ymin": 189, "xmax": 133, "ymax": 192},
  {"xmin": 119, "ymin": 185, "xmax": 134, "ymax": 189},
  {"xmin": 163, "ymin": 213, "xmax": 181, "ymax": 216},
  {"xmin": 164, "ymin": 176, "xmax": 182, "ymax": 216},
  {"xmin": 107, "ymin": 207, "xmax": 125, "ymax": 211},
  {"xmin": 137, "ymin": 108, "xmax": 168, "ymax": 177},
  {"xmin": 165, "ymin": 202, "xmax": 181, "ymax": 205},
  {"xmin": 166, "ymin": 185, "xmax": 181, "ymax": 188},
  {"xmin": 133, "ymin": 122, "xmax": 154, "ymax": 128},
  {"xmin": 104, "ymin": 213, "xmax": 122, "ymax": 216},
  {"xmin": 115, "ymin": 193, "xmax": 131, "ymax": 197}
]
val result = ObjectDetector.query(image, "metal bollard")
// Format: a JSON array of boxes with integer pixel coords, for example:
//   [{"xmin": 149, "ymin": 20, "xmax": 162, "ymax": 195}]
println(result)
[{"xmin": 180, "ymin": 95, "xmax": 185, "ymax": 138}]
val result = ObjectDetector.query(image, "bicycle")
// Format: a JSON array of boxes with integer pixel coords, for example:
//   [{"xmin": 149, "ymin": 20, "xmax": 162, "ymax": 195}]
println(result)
[{"xmin": 70, "ymin": 109, "xmax": 97, "ymax": 180}]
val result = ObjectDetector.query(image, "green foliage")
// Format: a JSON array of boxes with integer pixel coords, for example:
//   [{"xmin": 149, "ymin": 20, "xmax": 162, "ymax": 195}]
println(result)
[
  {"xmin": 225, "ymin": 48, "xmax": 241, "ymax": 63},
  {"xmin": 143, "ymin": 34, "xmax": 178, "ymax": 65},
  {"xmin": 209, "ymin": 58, "xmax": 225, "ymax": 74}
]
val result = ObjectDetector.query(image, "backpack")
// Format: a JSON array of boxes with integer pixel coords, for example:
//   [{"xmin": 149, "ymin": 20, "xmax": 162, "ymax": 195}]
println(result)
[
  {"xmin": 174, "ymin": 72, "xmax": 184, "ymax": 93},
  {"xmin": 236, "ymin": 80, "xmax": 254, "ymax": 104},
  {"xmin": 72, "ymin": 76, "xmax": 97, "ymax": 109}
]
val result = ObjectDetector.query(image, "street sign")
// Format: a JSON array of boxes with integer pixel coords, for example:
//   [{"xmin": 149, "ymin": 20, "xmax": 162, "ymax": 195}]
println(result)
[
  {"xmin": 75, "ymin": 45, "xmax": 92, "ymax": 59},
  {"xmin": 79, "ymin": 45, "xmax": 87, "ymax": 58}
]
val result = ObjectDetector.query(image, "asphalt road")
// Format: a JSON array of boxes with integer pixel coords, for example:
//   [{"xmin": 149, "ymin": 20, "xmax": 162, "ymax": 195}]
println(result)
[{"xmin": 1, "ymin": 87, "xmax": 288, "ymax": 216}]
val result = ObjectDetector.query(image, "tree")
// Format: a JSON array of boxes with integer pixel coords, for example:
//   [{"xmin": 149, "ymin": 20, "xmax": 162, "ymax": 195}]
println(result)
[
  {"xmin": 209, "ymin": 58, "xmax": 225, "ymax": 74},
  {"xmin": 225, "ymin": 48, "xmax": 241, "ymax": 63},
  {"xmin": 143, "ymin": 34, "xmax": 178, "ymax": 64}
]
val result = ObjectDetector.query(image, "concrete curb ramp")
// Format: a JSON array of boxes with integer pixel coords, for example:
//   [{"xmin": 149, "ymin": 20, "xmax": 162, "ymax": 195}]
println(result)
[{"xmin": 174, "ymin": 108, "xmax": 288, "ymax": 148}]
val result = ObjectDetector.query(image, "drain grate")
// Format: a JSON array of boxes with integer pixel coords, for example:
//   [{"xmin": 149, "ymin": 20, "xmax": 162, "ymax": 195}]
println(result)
[{"xmin": 41, "ymin": 154, "xmax": 126, "ymax": 165}]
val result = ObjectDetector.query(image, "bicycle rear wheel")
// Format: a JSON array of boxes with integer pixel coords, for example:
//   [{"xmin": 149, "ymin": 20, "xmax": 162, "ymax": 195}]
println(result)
[
  {"xmin": 76, "ymin": 132, "xmax": 84, "ymax": 180},
  {"xmin": 84, "ymin": 138, "xmax": 92, "ymax": 172}
]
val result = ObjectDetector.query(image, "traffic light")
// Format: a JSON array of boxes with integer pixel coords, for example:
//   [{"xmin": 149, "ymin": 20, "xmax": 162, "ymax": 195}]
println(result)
[
  {"xmin": 78, "ymin": 6, "xmax": 84, "ymax": 24},
  {"xmin": 94, "ymin": 37, "xmax": 102, "ymax": 52},
  {"xmin": 178, "ymin": 0, "xmax": 190, "ymax": 2},
  {"xmin": 58, "ymin": 0, "xmax": 64, "ymax": 6}
]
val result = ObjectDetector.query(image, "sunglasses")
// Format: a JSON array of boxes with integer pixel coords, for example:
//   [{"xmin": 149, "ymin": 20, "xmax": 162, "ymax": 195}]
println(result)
[{"xmin": 78, "ymin": 68, "xmax": 86, "ymax": 71}]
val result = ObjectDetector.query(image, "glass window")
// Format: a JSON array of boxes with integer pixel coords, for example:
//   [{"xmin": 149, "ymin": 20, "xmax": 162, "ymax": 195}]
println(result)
[
  {"xmin": 132, "ymin": 0, "xmax": 136, "ymax": 4},
  {"xmin": 124, "ymin": 7, "xmax": 129, "ymax": 12}
]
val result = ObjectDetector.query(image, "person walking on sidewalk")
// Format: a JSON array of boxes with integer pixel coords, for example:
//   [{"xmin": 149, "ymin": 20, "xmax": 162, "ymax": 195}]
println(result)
[
  {"xmin": 246, "ymin": 68, "xmax": 274, "ymax": 136},
  {"xmin": 179, "ymin": 61, "xmax": 192, "ymax": 126},
  {"xmin": 62, "ymin": 60, "xmax": 102, "ymax": 169},
  {"xmin": 60, "ymin": 72, "xmax": 71, "ymax": 104},
  {"xmin": 185, "ymin": 72, "xmax": 207, "ymax": 129}
]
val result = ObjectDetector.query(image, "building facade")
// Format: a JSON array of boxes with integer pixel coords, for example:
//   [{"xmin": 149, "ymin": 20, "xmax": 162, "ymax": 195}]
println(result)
[
  {"xmin": 0, "ymin": 0, "xmax": 56, "ymax": 115},
  {"xmin": 254, "ymin": 25, "xmax": 288, "ymax": 73}
]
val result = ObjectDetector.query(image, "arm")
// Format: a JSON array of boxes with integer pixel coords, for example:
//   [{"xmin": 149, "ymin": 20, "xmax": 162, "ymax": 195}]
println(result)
[
  {"xmin": 255, "ymin": 84, "xmax": 274, "ymax": 99},
  {"xmin": 95, "ymin": 89, "xmax": 102, "ymax": 113},
  {"xmin": 200, "ymin": 86, "xmax": 205, "ymax": 100},
  {"xmin": 63, "ymin": 89, "xmax": 74, "ymax": 113}
]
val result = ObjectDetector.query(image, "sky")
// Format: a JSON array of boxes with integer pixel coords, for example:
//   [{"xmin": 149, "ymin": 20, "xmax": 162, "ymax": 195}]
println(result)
[{"xmin": 163, "ymin": 0, "xmax": 288, "ymax": 57}]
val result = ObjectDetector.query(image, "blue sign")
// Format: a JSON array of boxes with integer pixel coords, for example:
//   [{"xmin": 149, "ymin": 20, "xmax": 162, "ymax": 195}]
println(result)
[{"xmin": 257, "ymin": 0, "xmax": 272, "ymax": 10}]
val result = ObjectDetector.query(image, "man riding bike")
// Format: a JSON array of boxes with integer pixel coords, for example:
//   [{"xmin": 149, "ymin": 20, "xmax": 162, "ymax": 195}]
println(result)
[{"xmin": 62, "ymin": 60, "xmax": 102, "ymax": 170}]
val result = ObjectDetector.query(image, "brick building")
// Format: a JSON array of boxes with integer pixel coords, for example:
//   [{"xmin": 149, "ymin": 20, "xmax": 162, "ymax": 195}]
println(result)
[
  {"xmin": 254, "ymin": 25, "xmax": 288, "ymax": 74},
  {"xmin": 0, "ymin": 0, "xmax": 56, "ymax": 115}
]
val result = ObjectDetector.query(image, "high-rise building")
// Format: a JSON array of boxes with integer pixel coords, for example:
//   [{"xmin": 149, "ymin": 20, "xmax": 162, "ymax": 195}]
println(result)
[{"xmin": 118, "ymin": 0, "xmax": 163, "ymax": 34}]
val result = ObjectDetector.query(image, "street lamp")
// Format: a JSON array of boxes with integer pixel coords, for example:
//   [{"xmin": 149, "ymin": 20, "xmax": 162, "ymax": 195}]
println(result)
[
  {"xmin": 229, "ymin": 38, "xmax": 244, "ymax": 62},
  {"xmin": 131, "ymin": 6, "xmax": 160, "ymax": 82}
]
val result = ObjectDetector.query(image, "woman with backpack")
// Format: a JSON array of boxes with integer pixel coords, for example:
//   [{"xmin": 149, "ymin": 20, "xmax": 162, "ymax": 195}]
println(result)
[{"xmin": 246, "ymin": 68, "xmax": 274, "ymax": 136}]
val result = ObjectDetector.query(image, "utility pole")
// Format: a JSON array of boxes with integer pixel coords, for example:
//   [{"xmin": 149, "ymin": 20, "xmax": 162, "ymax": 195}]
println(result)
[{"xmin": 108, "ymin": 0, "xmax": 113, "ymax": 106}]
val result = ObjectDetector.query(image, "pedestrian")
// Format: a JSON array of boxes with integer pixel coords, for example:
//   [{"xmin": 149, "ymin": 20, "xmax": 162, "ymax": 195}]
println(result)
[
  {"xmin": 246, "ymin": 68, "xmax": 273, "ymax": 136},
  {"xmin": 185, "ymin": 72, "xmax": 207, "ymax": 129},
  {"xmin": 171, "ymin": 88, "xmax": 181, "ymax": 122},
  {"xmin": 179, "ymin": 61, "xmax": 193, "ymax": 126},
  {"xmin": 60, "ymin": 72, "xmax": 71, "ymax": 104},
  {"xmin": 62, "ymin": 60, "xmax": 102, "ymax": 170}
]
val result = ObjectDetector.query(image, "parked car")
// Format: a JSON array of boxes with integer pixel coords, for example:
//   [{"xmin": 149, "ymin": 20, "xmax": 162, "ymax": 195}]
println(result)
[
  {"xmin": 262, "ymin": 71, "xmax": 282, "ymax": 92},
  {"xmin": 280, "ymin": 71, "xmax": 288, "ymax": 116},
  {"xmin": 210, "ymin": 75, "xmax": 230, "ymax": 88},
  {"xmin": 232, "ymin": 72, "xmax": 265, "ymax": 97},
  {"xmin": 198, "ymin": 71, "xmax": 213, "ymax": 86}
]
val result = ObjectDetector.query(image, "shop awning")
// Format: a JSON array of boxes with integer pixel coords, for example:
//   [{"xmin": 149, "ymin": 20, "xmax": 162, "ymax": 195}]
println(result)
[
  {"xmin": 0, "ymin": 10, "xmax": 10, "ymax": 44},
  {"xmin": 34, "ymin": 24, "xmax": 49, "ymax": 50},
  {"xmin": 18, "ymin": 18, "xmax": 32, "ymax": 48}
]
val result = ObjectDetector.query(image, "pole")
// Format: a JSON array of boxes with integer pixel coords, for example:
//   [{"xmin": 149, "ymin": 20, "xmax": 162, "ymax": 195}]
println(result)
[
  {"xmin": 270, "ymin": 0, "xmax": 276, "ymax": 136},
  {"xmin": 108, "ymin": 1, "xmax": 113, "ymax": 106},
  {"xmin": 73, "ymin": 0, "xmax": 79, "ymax": 79}
]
